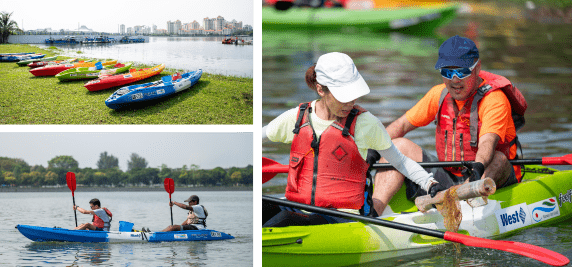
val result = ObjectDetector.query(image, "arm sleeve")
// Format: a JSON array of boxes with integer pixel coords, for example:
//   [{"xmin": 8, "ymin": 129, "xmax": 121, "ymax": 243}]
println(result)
[
  {"xmin": 262, "ymin": 125, "xmax": 269, "ymax": 143},
  {"xmin": 377, "ymin": 144, "xmax": 437, "ymax": 191},
  {"xmin": 265, "ymin": 106, "xmax": 300, "ymax": 144}
]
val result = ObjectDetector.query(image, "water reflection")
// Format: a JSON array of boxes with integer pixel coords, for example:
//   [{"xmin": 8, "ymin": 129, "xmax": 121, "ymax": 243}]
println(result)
[{"xmin": 23, "ymin": 242, "xmax": 110, "ymax": 265}]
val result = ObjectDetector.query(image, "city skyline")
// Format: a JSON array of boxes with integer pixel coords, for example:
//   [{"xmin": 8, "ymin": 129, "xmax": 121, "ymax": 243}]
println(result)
[
  {"xmin": 119, "ymin": 15, "xmax": 251, "ymax": 35},
  {"xmin": 1, "ymin": 0, "xmax": 253, "ymax": 33}
]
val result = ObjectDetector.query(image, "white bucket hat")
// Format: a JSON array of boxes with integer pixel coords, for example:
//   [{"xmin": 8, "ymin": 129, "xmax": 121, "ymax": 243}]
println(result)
[{"xmin": 315, "ymin": 52, "xmax": 370, "ymax": 103}]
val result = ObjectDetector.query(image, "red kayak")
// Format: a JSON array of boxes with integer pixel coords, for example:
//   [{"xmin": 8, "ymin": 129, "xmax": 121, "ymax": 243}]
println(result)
[
  {"xmin": 30, "ymin": 60, "xmax": 117, "ymax": 77},
  {"xmin": 84, "ymin": 63, "xmax": 165, "ymax": 91}
]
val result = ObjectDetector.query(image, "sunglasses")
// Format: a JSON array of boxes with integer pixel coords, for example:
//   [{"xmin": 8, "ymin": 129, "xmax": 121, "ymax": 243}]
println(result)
[{"xmin": 439, "ymin": 59, "xmax": 479, "ymax": 80}]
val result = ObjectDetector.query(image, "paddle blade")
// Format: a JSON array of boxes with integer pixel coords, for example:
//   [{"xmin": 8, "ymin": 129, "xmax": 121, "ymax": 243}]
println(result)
[
  {"xmin": 66, "ymin": 172, "xmax": 76, "ymax": 194},
  {"xmin": 262, "ymin": 157, "xmax": 289, "ymax": 184},
  {"xmin": 444, "ymin": 232, "xmax": 570, "ymax": 266},
  {"xmin": 543, "ymin": 154, "xmax": 572, "ymax": 165},
  {"xmin": 164, "ymin": 178, "xmax": 175, "ymax": 195}
]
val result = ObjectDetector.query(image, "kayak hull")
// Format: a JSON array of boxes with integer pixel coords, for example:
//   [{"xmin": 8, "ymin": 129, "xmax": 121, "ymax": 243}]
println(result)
[
  {"xmin": 0, "ymin": 53, "xmax": 44, "ymax": 62},
  {"xmin": 262, "ymin": 166, "xmax": 572, "ymax": 266},
  {"xmin": 16, "ymin": 225, "xmax": 234, "ymax": 243},
  {"xmin": 262, "ymin": 3, "xmax": 458, "ymax": 33},
  {"xmin": 105, "ymin": 69, "xmax": 202, "ymax": 109},
  {"xmin": 84, "ymin": 64, "xmax": 166, "ymax": 92},
  {"xmin": 55, "ymin": 62, "xmax": 133, "ymax": 81}
]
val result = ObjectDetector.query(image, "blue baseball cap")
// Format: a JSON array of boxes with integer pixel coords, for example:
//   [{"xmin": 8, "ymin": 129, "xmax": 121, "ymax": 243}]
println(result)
[{"xmin": 434, "ymin": 35, "xmax": 479, "ymax": 69}]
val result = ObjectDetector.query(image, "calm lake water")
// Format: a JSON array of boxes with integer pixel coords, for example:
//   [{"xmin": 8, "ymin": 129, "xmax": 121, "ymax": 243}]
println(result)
[
  {"xmin": 1, "ymin": 191, "xmax": 252, "ymax": 266},
  {"xmin": 35, "ymin": 36, "xmax": 253, "ymax": 77},
  {"xmin": 262, "ymin": 1, "xmax": 572, "ymax": 266}
]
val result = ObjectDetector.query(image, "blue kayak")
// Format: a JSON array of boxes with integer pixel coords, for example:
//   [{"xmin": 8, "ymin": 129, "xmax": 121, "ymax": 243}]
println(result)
[
  {"xmin": 1, "ymin": 53, "xmax": 45, "ymax": 62},
  {"xmin": 16, "ymin": 224, "xmax": 234, "ymax": 243},
  {"xmin": 105, "ymin": 69, "xmax": 202, "ymax": 110}
]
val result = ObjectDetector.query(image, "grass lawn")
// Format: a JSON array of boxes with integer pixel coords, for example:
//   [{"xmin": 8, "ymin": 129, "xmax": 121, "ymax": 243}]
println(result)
[{"xmin": 0, "ymin": 44, "xmax": 253, "ymax": 124}]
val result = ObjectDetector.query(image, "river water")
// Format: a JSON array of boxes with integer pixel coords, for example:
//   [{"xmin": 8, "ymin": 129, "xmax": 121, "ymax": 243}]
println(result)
[
  {"xmin": 1, "ymin": 191, "xmax": 252, "ymax": 266},
  {"xmin": 34, "ymin": 36, "xmax": 253, "ymax": 77},
  {"xmin": 262, "ymin": 1, "xmax": 572, "ymax": 266}
]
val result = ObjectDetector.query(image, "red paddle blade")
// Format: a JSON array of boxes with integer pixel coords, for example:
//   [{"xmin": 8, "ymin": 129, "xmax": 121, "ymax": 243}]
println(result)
[
  {"xmin": 66, "ymin": 172, "xmax": 76, "ymax": 192},
  {"xmin": 444, "ymin": 232, "xmax": 570, "ymax": 266},
  {"xmin": 262, "ymin": 157, "xmax": 289, "ymax": 184},
  {"xmin": 543, "ymin": 154, "xmax": 572, "ymax": 165},
  {"xmin": 163, "ymin": 178, "xmax": 175, "ymax": 195}
]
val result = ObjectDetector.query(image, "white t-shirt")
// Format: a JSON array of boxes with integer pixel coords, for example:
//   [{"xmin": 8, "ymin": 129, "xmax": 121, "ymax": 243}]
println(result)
[
  {"xmin": 266, "ymin": 100, "xmax": 392, "ymax": 160},
  {"xmin": 186, "ymin": 205, "xmax": 206, "ymax": 230}
]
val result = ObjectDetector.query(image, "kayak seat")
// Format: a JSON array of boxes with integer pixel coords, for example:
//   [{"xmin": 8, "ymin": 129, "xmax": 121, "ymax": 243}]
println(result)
[{"xmin": 263, "ymin": 208, "xmax": 353, "ymax": 228}]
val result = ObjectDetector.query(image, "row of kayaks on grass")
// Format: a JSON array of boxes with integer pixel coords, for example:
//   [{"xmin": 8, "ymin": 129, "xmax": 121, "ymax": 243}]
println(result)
[
  {"xmin": 7, "ymin": 54, "xmax": 203, "ymax": 110},
  {"xmin": 16, "ymin": 224, "xmax": 234, "ymax": 243},
  {"xmin": 262, "ymin": 165, "xmax": 572, "ymax": 266}
]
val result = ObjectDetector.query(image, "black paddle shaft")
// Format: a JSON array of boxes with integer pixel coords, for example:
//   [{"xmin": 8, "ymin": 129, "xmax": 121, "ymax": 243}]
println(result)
[
  {"xmin": 72, "ymin": 196, "xmax": 78, "ymax": 227},
  {"xmin": 170, "ymin": 197, "xmax": 174, "ymax": 226},
  {"xmin": 262, "ymin": 195, "xmax": 445, "ymax": 238},
  {"xmin": 371, "ymin": 158, "xmax": 542, "ymax": 169}
]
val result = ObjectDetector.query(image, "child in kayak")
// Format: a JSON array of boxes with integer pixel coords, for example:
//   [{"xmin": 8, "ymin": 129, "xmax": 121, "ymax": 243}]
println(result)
[
  {"xmin": 160, "ymin": 195, "xmax": 208, "ymax": 232},
  {"xmin": 262, "ymin": 52, "xmax": 445, "ymax": 216},
  {"xmin": 73, "ymin": 198, "xmax": 112, "ymax": 231}
]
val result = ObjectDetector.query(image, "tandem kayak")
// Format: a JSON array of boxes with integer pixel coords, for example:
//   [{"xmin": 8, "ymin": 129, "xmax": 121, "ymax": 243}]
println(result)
[
  {"xmin": 17, "ymin": 56, "xmax": 58, "ymax": 66},
  {"xmin": 17, "ymin": 225, "xmax": 234, "ymax": 243},
  {"xmin": 105, "ymin": 69, "xmax": 202, "ymax": 109},
  {"xmin": 30, "ymin": 60, "xmax": 117, "ymax": 77},
  {"xmin": 56, "ymin": 62, "xmax": 133, "ymax": 81},
  {"xmin": 262, "ymin": 165, "xmax": 572, "ymax": 266},
  {"xmin": 262, "ymin": 3, "xmax": 458, "ymax": 33},
  {"xmin": 84, "ymin": 63, "xmax": 165, "ymax": 91}
]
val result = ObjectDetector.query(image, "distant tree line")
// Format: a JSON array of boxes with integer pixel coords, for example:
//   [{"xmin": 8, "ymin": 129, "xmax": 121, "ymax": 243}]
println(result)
[{"xmin": 0, "ymin": 152, "xmax": 252, "ymax": 187}]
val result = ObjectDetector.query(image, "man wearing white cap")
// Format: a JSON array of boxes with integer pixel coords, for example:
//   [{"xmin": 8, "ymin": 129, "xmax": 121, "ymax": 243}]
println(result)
[{"xmin": 262, "ymin": 52, "xmax": 443, "ymax": 216}]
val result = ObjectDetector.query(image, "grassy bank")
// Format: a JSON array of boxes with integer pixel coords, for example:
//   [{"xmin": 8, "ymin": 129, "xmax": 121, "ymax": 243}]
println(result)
[{"xmin": 0, "ymin": 44, "xmax": 253, "ymax": 124}]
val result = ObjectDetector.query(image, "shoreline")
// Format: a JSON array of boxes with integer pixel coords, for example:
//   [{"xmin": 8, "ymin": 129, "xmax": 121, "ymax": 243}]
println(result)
[{"xmin": 0, "ymin": 186, "xmax": 252, "ymax": 193}]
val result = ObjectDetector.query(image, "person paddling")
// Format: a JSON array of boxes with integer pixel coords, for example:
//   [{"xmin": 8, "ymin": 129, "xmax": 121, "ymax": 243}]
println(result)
[
  {"xmin": 373, "ymin": 35, "xmax": 527, "ymax": 215},
  {"xmin": 262, "ymin": 52, "xmax": 444, "ymax": 216},
  {"xmin": 161, "ymin": 195, "xmax": 208, "ymax": 232},
  {"xmin": 72, "ymin": 198, "xmax": 112, "ymax": 231}
]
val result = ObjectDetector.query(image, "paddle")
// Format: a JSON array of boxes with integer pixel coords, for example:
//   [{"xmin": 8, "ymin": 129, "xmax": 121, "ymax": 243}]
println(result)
[
  {"xmin": 164, "ymin": 178, "xmax": 175, "ymax": 226},
  {"xmin": 263, "ymin": 195, "xmax": 570, "ymax": 266},
  {"xmin": 262, "ymin": 154, "xmax": 572, "ymax": 183},
  {"xmin": 66, "ymin": 172, "xmax": 78, "ymax": 227}
]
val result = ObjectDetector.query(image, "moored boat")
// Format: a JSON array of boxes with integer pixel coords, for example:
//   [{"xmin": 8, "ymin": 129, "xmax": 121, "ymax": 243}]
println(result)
[
  {"xmin": 17, "ymin": 56, "xmax": 58, "ymax": 66},
  {"xmin": 56, "ymin": 62, "xmax": 133, "ymax": 81},
  {"xmin": 17, "ymin": 224, "xmax": 234, "ymax": 243},
  {"xmin": 84, "ymin": 63, "xmax": 165, "ymax": 92},
  {"xmin": 262, "ymin": 2, "xmax": 459, "ymax": 33},
  {"xmin": 30, "ymin": 60, "xmax": 117, "ymax": 77},
  {"xmin": 262, "ymin": 165, "xmax": 572, "ymax": 266},
  {"xmin": 105, "ymin": 69, "xmax": 202, "ymax": 109}
]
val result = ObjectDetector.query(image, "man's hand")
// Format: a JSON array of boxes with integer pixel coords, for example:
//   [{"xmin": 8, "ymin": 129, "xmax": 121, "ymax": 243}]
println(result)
[
  {"xmin": 428, "ymin": 182, "xmax": 446, "ymax": 198},
  {"xmin": 469, "ymin": 162, "xmax": 485, "ymax": 182}
]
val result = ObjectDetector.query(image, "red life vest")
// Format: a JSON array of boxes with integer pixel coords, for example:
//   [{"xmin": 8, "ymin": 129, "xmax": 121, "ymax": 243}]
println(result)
[
  {"xmin": 285, "ymin": 102, "xmax": 370, "ymax": 209},
  {"xmin": 93, "ymin": 207, "xmax": 112, "ymax": 229},
  {"xmin": 434, "ymin": 71, "xmax": 527, "ymax": 179}
]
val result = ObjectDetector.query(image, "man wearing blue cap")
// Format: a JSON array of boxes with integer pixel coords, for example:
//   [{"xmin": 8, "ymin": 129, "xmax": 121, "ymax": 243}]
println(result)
[{"xmin": 372, "ymin": 35, "xmax": 527, "ymax": 214}]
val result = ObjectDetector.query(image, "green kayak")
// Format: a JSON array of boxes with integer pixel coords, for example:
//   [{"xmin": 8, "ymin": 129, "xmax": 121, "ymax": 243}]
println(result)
[
  {"xmin": 55, "ymin": 62, "xmax": 132, "ymax": 81},
  {"xmin": 17, "ymin": 56, "xmax": 58, "ymax": 66},
  {"xmin": 262, "ymin": 3, "xmax": 459, "ymax": 33},
  {"xmin": 262, "ymin": 165, "xmax": 572, "ymax": 266}
]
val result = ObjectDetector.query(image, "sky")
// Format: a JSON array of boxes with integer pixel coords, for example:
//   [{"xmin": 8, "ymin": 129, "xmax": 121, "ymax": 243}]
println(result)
[
  {"xmin": 1, "ymin": 0, "xmax": 254, "ymax": 33},
  {"xmin": 0, "ymin": 132, "xmax": 253, "ymax": 171}
]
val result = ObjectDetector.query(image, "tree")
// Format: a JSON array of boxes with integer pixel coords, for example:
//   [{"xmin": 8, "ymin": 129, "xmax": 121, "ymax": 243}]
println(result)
[
  {"xmin": 230, "ymin": 171, "xmax": 242, "ymax": 186},
  {"xmin": 48, "ymin": 156, "xmax": 79, "ymax": 169},
  {"xmin": 0, "ymin": 12, "xmax": 19, "ymax": 44},
  {"xmin": 97, "ymin": 151, "xmax": 119, "ymax": 170},
  {"xmin": 127, "ymin": 153, "xmax": 148, "ymax": 172}
]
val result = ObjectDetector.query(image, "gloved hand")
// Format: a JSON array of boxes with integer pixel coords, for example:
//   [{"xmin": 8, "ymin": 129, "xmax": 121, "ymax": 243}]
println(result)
[
  {"xmin": 428, "ymin": 182, "xmax": 446, "ymax": 198},
  {"xmin": 468, "ymin": 162, "xmax": 485, "ymax": 182}
]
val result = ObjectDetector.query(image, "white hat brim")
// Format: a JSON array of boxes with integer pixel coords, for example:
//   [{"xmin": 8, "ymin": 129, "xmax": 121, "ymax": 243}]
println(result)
[{"xmin": 327, "ymin": 74, "xmax": 370, "ymax": 103}]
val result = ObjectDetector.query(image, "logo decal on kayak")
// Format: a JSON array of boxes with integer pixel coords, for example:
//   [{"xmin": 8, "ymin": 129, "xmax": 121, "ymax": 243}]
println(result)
[
  {"xmin": 174, "ymin": 234, "xmax": 188, "ymax": 239},
  {"xmin": 211, "ymin": 232, "xmax": 222, "ymax": 238},
  {"xmin": 132, "ymin": 93, "xmax": 143, "ymax": 100},
  {"xmin": 157, "ymin": 89, "xmax": 165, "ymax": 95},
  {"xmin": 124, "ymin": 74, "xmax": 133, "ymax": 78},
  {"xmin": 65, "ymin": 64, "xmax": 74, "ymax": 67},
  {"xmin": 495, "ymin": 203, "xmax": 531, "ymax": 233},
  {"xmin": 559, "ymin": 189, "xmax": 572, "ymax": 207},
  {"xmin": 528, "ymin": 197, "xmax": 560, "ymax": 224}
]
